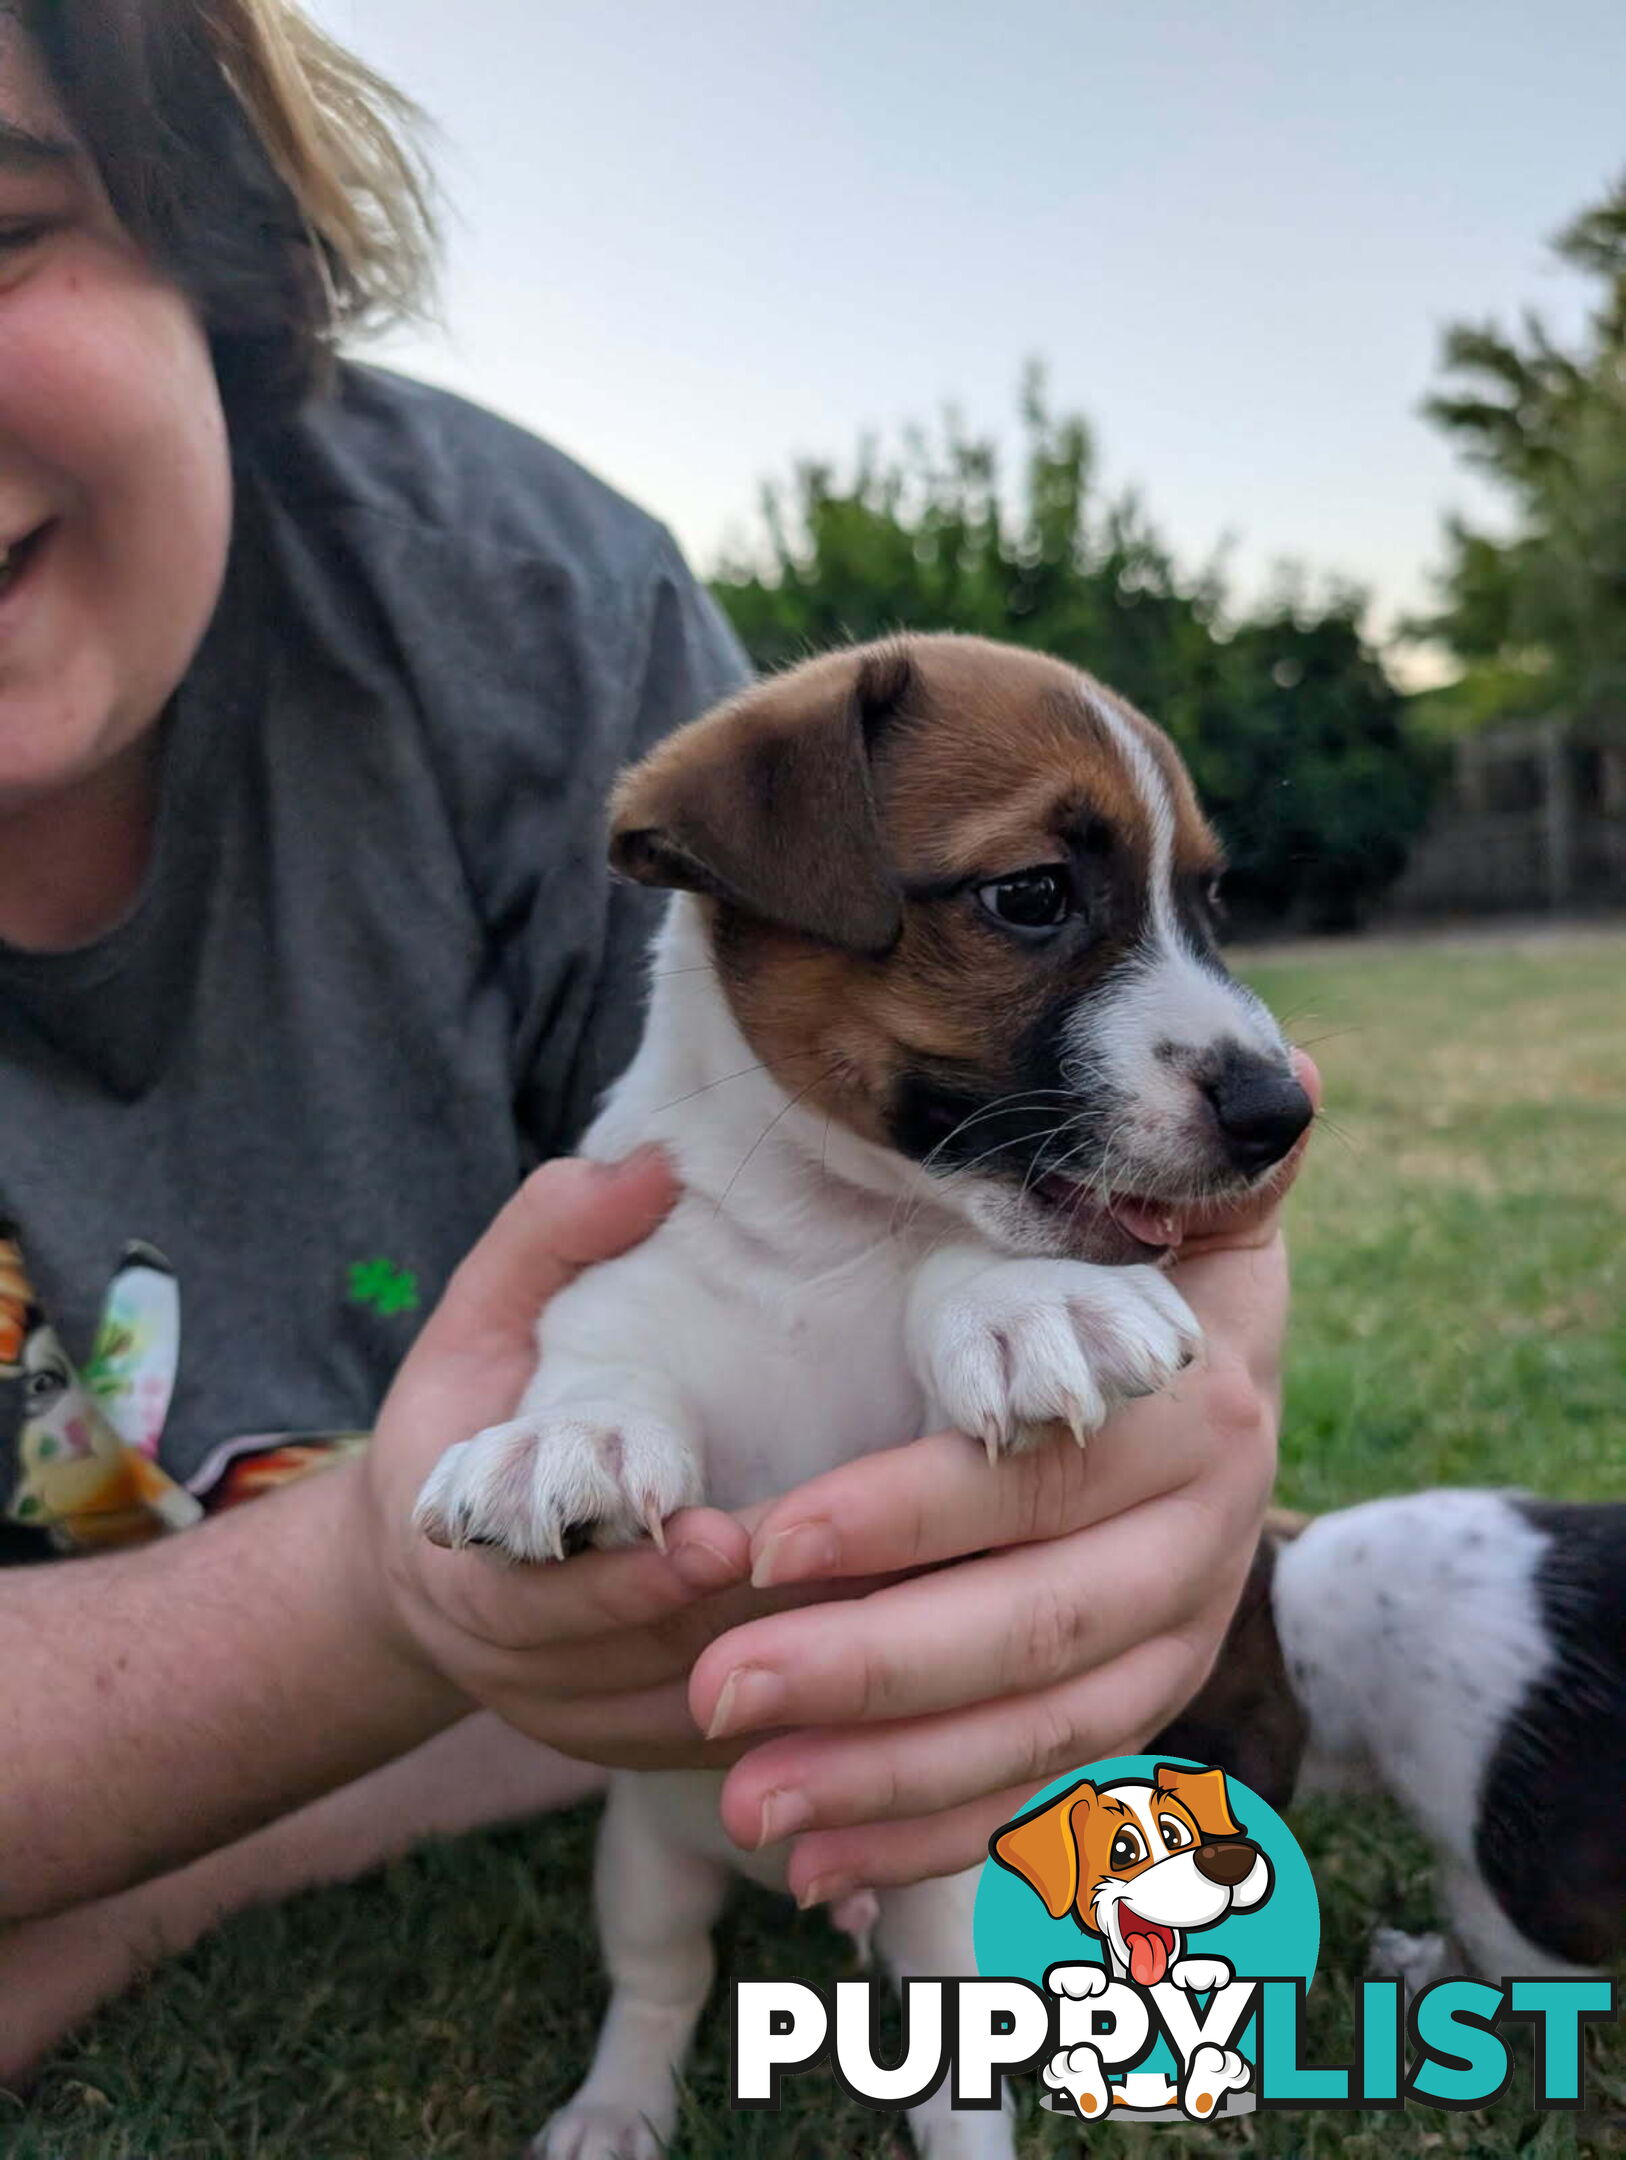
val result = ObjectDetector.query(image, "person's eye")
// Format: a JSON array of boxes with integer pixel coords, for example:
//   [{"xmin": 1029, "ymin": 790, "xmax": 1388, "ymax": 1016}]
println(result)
[
  {"xmin": 0, "ymin": 218, "xmax": 56, "ymax": 251},
  {"xmin": 1109, "ymin": 1828, "xmax": 1145, "ymax": 1870},
  {"xmin": 973, "ymin": 865, "xmax": 1075, "ymax": 937}
]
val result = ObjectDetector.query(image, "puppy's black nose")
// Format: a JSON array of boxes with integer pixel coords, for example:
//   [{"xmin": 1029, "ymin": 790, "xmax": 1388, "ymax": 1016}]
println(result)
[{"xmin": 1204, "ymin": 1054, "xmax": 1313, "ymax": 1176}]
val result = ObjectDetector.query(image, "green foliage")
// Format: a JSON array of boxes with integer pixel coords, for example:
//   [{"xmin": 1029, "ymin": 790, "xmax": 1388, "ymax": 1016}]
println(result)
[
  {"xmin": 1422, "ymin": 170, "xmax": 1626, "ymax": 725},
  {"xmin": 712, "ymin": 369, "xmax": 1433, "ymax": 932}
]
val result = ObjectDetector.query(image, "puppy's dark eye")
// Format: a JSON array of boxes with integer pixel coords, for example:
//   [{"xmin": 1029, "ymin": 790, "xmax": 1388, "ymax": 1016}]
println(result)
[
  {"xmin": 1109, "ymin": 1828, "xmax": 1145, "ymax": 1870},
  {"xmin": 974, "ymin": 866, "xmax": 1074, "ymax": 936},
  {"xmin": 1158, "ymin": 1815, "xmax": 1193, "ymax": 1852}
]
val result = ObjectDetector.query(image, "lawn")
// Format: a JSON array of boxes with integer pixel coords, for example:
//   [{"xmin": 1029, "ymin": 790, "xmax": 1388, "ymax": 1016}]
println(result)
[{"xmin": 9, "ymin": 927, "xmax": 1625, "ymax": 2160}]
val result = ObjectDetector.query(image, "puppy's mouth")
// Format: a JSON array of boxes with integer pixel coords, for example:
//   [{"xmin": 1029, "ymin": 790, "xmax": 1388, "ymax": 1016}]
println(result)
[
  {"xmin": 1030, "ymin": 1173, "xmax": 1186, "ymax": 1257},
  {"xmin": 1116, "ymin": 1905, "xmax": 1177, "ymax": 1987}
]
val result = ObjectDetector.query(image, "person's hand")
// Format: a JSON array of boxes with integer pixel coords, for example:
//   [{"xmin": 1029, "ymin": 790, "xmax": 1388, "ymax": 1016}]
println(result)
[
  {"xmin": 682, "ymin": 1053, "xmax": 1321, "ymax": 1904},
  {"xmin": 355, "ymin": 1150, "xmax": 770, "ymax": 1769}
]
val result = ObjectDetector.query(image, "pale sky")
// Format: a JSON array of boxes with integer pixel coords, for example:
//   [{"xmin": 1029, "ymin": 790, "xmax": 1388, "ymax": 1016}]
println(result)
[{"xmin": 314, "ymin": 0, "xmax": 1626, "ymax": 658}]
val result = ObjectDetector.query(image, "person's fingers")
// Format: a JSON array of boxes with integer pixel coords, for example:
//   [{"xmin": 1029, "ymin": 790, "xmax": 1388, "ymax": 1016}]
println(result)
[
  {"xmin": 519, "ymin": 1677, "xmax": 738, "ymax": 1772},
  {"xmin": 409, "ymin": 1508, "xmax": 753, "ymax": 1658},
  {"xmin": 718, "ymin": 1626, "xmax": 1207, "ymax": 1856},
  {"xmin": 782, "ymin": 1784, "xmax": 1053, "ymax": 1905},
  {"xmin": 738, "ymin": 1355, "xmax": 1267, "ymax": 1592},
  {"xmin": 382, "ymin": 1149, "xmax": 683, "ymax": 1519},
  {"xmin": 1293, "ymin": 1045, "xmax": 1324, "ymax": 1107},
  {"xmin": 776, "ymin": 1605, "xmax": 1227, "ymax": 1896},
  {"xmin": 695, "ymin": 1467, "xmax": 1258, "ymax": 1741}
]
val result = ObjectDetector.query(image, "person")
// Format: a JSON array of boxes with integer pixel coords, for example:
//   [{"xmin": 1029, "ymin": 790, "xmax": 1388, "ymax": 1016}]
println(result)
[{"xmin": 0, "ymin": 0, "xmax": 1314, "ymax": 2087}]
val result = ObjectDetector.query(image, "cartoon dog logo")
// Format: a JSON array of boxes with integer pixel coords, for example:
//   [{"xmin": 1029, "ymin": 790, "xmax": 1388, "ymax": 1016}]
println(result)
[{"xmin": 991, "ymin": 1761, "xmax": 1274, "ymax": 2121}]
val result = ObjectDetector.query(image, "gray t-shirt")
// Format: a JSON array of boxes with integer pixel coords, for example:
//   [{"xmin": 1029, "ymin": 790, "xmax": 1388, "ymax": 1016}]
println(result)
[{"xmin": 0, "ymin": 365, "xmax": 748, "ymax": 1547}]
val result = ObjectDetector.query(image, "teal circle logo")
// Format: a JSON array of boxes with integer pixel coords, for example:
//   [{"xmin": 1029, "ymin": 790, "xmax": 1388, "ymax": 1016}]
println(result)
[{"xmin": 975, "ymin": 1754, "xmax": 1319, "ymax": 2123}]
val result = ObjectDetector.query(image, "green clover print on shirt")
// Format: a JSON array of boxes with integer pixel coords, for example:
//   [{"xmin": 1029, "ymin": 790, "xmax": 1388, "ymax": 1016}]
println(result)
[{"xmin": 347, "ymin": 1257, "xmax": 422, "ymax": 1318}]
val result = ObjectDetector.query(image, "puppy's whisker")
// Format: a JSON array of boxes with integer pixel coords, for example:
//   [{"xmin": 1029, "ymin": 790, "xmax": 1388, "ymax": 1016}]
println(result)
[
  {"xmin": 647, "ymin": 1050, "xmax": 827, "ymax": 1121},
  {"xmin": 892, "ymin": 1111, "xmax": 1078, "ymax": 1242},
  {"xmin": 712, "ymin": 1062, "xmax": 844, "ymax": 1219},
  {"xmin": 885, "ymin": 1090, "xmax": 1081, "ymax": 1242},
  {"xmin": 1311, "ymin": 1108, "xmax": 1359, "ymax": 1158}
]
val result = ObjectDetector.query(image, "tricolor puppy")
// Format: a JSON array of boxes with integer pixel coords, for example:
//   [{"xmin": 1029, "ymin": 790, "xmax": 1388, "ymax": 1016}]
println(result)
[
  {"xmin": 1155, "ymin": 1491, "xmax": 1626, "ymax": 1992},
  {"xmin": 414, "ymin": 634, "xmax": 1311, "ymax": 2160},
  {"xmin": 992, "ymin": 1762, "xmax": 1274, "ymax": 1988}
]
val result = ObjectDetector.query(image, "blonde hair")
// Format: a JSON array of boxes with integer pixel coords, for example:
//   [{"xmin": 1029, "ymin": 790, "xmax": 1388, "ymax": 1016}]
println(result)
[
  {"xmin": 201, "ymin": 0, "xmax": 438, "ymax": 338},
  {"xmin": 28, "ymin": 0, "xmax": 440, "ymax": 420}
]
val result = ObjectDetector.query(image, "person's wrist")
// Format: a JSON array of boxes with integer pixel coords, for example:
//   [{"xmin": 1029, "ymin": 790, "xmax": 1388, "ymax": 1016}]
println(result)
[{"xmin": 340, "ymin": 1455, "xmax": 474, "ymax": 1730}]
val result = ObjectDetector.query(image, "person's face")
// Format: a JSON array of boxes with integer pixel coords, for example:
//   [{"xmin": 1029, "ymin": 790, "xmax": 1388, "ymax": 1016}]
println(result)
[{"xmin": 0, "ymin": 20, "xmax": 232, "ymax": 810}]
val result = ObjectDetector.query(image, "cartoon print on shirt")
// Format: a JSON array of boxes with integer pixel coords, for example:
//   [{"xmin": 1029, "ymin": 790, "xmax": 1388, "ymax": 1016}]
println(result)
[{"xmin": 1, "ymin": 1226, "xmax": 201, "ymax": 1551}]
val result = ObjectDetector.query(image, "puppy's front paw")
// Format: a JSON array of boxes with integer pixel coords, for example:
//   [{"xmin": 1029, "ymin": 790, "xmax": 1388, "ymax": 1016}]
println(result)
[
  {"xmin": 915, "ymin": 1259, "xmax": 1201, "ymax": 1455},
  {"xmin": 1048, "ymin": 1961, "xmax": 1111, "ymax": 2001},
  {"xmin": 413, "ymin": 1404, "xmax": 702, "ymax": 1562},
  {"xmin": 532, "ymin": 2102, "xmax": 666, "ymax": 2160},
  {"xmin": 1170, "ymin": 1955, "xmax": 1233, "ymax": 1995}
]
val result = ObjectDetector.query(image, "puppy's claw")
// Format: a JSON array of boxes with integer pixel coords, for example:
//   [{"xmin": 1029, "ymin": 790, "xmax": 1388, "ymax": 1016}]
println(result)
[
  {"xmin": 981, "ymin": 1421, "xmax": 1002, "ymax": 1467},
  {"xmin": 641, "ymin": 1499, "xmax": 669, "ymax": 1552}
]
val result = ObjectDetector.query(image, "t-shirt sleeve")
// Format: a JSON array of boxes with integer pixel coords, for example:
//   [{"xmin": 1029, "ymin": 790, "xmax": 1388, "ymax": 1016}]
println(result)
[{"xmin": 511, "ymin": 531, "xmax": 753, "ymax": 1160}]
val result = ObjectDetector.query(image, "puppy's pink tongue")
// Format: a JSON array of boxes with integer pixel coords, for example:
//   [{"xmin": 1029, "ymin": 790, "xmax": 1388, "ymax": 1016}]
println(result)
[
  {"xmin": 1112, "ymin": 1200, "xmax": 1183, "ymax": 1250},
  {"xmin": 1127, "ymin": 1929, "xmax": 1169, "ymax": 1987}
]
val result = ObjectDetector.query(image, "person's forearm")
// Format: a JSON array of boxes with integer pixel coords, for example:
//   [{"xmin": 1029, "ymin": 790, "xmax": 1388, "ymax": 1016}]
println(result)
[{"xmin": 0, "ymin": 1461, "xmax": 465, "ymax": 1923}]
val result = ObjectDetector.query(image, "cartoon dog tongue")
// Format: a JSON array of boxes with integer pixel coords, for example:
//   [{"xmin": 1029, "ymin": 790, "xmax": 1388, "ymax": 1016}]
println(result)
[{"xmin": 1123, "ymin": 1917, "xmax": 1171, "ymax": 1987}]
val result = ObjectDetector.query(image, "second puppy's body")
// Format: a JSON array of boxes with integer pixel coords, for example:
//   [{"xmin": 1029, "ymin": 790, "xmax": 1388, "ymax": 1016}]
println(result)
[
  {"xmin": 1158, "ymin": 1490, "xmax": 1626, "ymax": 1991},
  {"xmin": 417, "ymin": 636, "xmax": 1311, "ymax": 2158}
]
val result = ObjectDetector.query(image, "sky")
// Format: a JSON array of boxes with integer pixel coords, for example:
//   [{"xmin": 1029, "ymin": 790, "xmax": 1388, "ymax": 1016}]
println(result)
[{"xmin": 313, "ymin": 0, "xmax": 1626, "ymax": 667}]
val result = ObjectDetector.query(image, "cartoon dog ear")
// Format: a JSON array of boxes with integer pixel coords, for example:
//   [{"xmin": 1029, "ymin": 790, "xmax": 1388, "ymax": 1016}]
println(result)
[
  {"xmin": 609, "ymin": 646, "xmax": 914, "ymax": 956},
  {"xmin": 1154, "ymin": 1763, "xmax": 1242, "ymax": 1841},
  {"xmin": 990, "ymin": 1781, "xmax": 1098, "ymax": 1921}
]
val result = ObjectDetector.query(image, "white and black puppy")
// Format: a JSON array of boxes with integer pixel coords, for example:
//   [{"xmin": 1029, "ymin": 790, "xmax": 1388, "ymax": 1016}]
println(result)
[
  {"xmin": 415, "ymin": 634, "xmax": 1311, "ymax": 2160},
  {"xmin": 1155, "ymin": 1491, "xmax": 1626, "ymax": 1990}
]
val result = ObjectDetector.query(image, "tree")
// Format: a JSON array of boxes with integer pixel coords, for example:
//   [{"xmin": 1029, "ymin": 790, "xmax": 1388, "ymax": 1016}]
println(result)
[
  {"xmin": 1421, "ymin": 172, "xmax": 1626, "ymax": 727},
  {"xmin": 712, "ymin": 370, "xmax": 1432, "ymax": 931}
]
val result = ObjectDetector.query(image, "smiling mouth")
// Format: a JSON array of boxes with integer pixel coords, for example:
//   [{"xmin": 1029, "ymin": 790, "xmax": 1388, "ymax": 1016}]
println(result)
[
  {"xmin": 0, "ymin": 522, "xmax": 51, "ymax": 603},
  {"xmin": 1116, "ymin": 1904, "xmax": 1177, "ymax": 1986}
]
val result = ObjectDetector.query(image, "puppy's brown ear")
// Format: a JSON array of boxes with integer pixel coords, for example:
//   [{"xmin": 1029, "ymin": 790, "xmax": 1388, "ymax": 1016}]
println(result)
[
  {"xmin": 990, "ymin": 1780, "xmax": 1097, "ymax": 1921},
  {"xmin": 1154, "ymin": 1763, "xmax": 1242, "ymax": 1841},
  {"xmin": 609, "ymin": 647, "xmax": 913, "ymax": 955}
]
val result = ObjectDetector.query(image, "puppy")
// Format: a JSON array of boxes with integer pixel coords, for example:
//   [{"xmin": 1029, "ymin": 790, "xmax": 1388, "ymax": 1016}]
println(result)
[
  {"xmin": 1155, "ymin": 1491, "xmax": 1626, "ymax": 1987},
  {"xmin": 992, "ymin": 1762, "xmax": 1274, "ymax": 1985},
  {"xmin": 414, "ymin": 634, "xmax": 1311, "ymax": 2159},
  {"xmin": 993, "ymin": 1763, "xmax": 1269, "ymax": 2122}
]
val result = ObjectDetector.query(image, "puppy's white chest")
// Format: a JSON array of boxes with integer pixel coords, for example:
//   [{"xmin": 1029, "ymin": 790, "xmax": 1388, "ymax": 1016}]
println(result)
[{"xmin": 672, "ymin": 1238, "xmax": 923, "ymax": 1507}]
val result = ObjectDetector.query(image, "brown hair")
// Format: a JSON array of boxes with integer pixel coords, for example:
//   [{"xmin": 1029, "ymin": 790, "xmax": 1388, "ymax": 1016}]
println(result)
[{"xmin": 24, "ymin": 0, "xmax": 438, "ymax": 428}]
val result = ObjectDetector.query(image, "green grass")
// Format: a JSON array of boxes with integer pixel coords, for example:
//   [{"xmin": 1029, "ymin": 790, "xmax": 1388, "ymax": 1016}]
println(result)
[{"xmin": 11, "ymin": 929, "xmax": 1626, "ymax": 2160}]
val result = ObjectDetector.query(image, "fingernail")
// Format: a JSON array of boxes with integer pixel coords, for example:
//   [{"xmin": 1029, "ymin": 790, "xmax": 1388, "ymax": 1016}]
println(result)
[
  {"xmin": 756, "ymin": 1788, "xmax": 814, "ymax": 1848},
  {"xmin": 752, "ymin": 1521, "xmax": 838, "ymax": 1589},
  {"xmin": 706, "ymin": 1664, "xmax": 785, "ymax": 1740},
  {"xmin": 669, "ymin": 1537, "xmax": 744, "ymax": 1592},
  {"xmin": 798, "ymin": 1873, "xmax": 856, "ymax": 1912}
]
